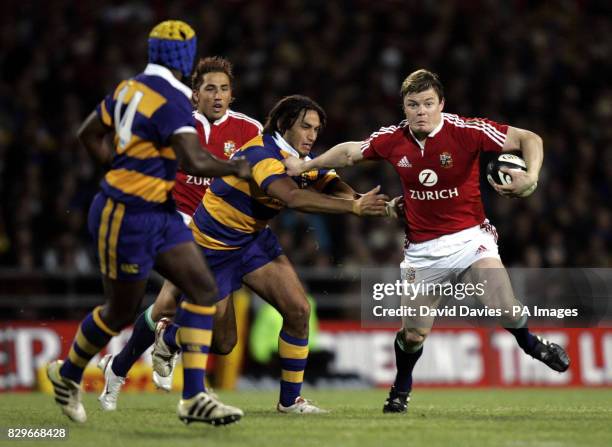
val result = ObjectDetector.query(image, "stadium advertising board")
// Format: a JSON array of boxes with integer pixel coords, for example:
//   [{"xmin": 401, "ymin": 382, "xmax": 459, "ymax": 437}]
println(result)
[{"xmin": 1, "ymin": 321, "xmax": 611, "ymax": 391}]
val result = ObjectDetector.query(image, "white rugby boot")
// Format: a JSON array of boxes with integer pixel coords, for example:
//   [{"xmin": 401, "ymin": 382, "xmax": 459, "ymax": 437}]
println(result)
[
  {"xmin": 97, "ymin": 354, "xmax": 126, "ymax": 411},
  {"xmin": 152, "ymin": 352, "xmax": 177, "ymax": 392},
  {"xmin": 46, "ymin": 360, "xmax": 87, "ymax": 423},
  {"xmin": 152, "ymin": 318, "xmax": 178, "ymax": 378},
  {"xmin": 177, "ymin": 392, "xmax": 244, "ymax": 426},
  {"xmin": 277, "ymin": 396, "xmax": 329, "ymax": 414}
]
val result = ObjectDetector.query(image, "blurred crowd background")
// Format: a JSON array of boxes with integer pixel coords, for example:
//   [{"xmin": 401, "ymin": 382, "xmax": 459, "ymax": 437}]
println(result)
[{"xmin": 1, "ymin": 0, "xmax": 611, "ymax": 277}]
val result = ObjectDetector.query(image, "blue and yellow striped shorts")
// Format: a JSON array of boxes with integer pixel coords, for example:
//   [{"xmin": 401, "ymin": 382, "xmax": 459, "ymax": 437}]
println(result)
[{"xmin": 88, "ymin": 192, "xmax": 194, "ymax": 280}]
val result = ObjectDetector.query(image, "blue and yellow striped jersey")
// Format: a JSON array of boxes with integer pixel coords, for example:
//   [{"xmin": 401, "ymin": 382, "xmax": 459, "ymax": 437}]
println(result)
[
  {"xmin": 95, "ymin": 63, "xmax": 196, "ymax": 208},
  {"xmin": 191, "ymin": 133, "xmax": 339, "ymax": 250}
]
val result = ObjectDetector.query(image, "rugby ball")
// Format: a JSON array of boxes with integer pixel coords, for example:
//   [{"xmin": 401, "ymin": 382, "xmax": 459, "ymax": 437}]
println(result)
[
  {"xmin": 486, "ymin": 154, "xmax": 526, "ymax": 185},
  {"xmin": 486, "ymin": 153, "xmax": 537, "ymax": 197}
]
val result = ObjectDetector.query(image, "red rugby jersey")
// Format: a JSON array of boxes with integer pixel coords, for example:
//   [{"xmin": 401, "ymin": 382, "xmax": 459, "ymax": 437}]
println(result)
[
  {"xmin": 361, "ymin": 113, "xmax": 508, "ymax": 243},
  {"xmin": 173, "ymin": 109, "xmax": 262, "ymax": 216}
]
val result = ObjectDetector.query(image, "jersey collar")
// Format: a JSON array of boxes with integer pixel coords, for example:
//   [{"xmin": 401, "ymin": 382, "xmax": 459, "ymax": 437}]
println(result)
[
  {"xmin": 212, "ymin": 109, "xmax": 230, "ymax": 126},
  {"xmin": 143, "ymin": 63, "xmax": 192, "ymax": 99},
  {"xmin": 192, "ymin": 110, "xmax": 231, "ymax": 143},
  {"xmin": 408, "ymin": 117, "xmax": 444, "ymax": 150},
  {"xmin": 273, "ymin": 132, "xmax": 299, "ymax": 158},
  {"xmin": 272, "ymin": 132, "xmax": 313, "ymax": 161},
  {"xmin": 429, "ymin": 117, "xmax": 444, "ymax": 137}
]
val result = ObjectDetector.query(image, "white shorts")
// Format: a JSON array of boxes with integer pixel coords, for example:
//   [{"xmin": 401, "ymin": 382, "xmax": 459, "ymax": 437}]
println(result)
[
  {"xmin": 400, "ymin": 220, "xmax": 500, "ymax": 284},
  {"xmin": 178, "ymin": 210, "xmax": 192, "ymax": 226},
  {"xmin": 399, "ymin": 221, "xmax": 503, "ymax": 330}
]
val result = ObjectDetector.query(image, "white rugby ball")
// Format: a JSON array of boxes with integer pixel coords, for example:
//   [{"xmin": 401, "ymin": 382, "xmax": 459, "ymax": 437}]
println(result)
[{"xmin": 486, "ymin": 154, "xmax": 537, "ymax": 197}]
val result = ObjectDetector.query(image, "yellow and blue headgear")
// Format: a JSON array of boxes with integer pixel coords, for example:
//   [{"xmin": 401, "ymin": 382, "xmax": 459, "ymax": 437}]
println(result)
[{"xmin": 148, "ymin": 20, "xmax": 196, "ymax": 78}]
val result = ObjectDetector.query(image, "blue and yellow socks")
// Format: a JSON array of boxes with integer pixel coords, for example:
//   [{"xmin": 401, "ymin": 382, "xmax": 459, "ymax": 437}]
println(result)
[
  {"xmin": 162, "ymin": 321, "xmax": 180, "ymax": 351},
  {"xmin": 278, "ymin": 330, "xmax": 308, "ymax": 407},
  {"xmin": 175, "ymin": 301, "xmax": 215, "ymax": 399},
  {"xmin": 60, "ymin": 306, "xmax": 118, "ymax": 383},
  {"xmin": 111, "ymin": 306, "xmax": 156, "ymax": 377}
]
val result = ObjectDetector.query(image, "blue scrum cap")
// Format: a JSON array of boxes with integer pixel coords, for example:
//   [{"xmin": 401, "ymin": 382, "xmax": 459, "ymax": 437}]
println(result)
[{"xmin": 148, "ymin": 20, "xmax": 197, "ymax": 78}]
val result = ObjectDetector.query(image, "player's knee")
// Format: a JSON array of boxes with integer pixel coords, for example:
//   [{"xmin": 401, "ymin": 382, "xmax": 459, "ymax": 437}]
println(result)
[
  {"xmin": 503, "ymin": 311, "xmax": 527, "ymax": 329},
  {"xmin": 151, "ymin": 302, "xmax": 177, "ymax": 322},
  {"xmin": 100, "ymin": 306, "xmax": 136, "ymax": 332},
  {"xmin": 401, "ymin": 328, "xmax": 429, "ymax": 350},
  {"xmin": 282, "ymin": 298, "xmax": 311, "ymax": 325},
  {"xmin": 211, "ymin": 334, "xmax": 237, "ymax": 355},
  {"xmin": 151, "ymin": 307, "xmax": 176, "ymax": 322},
  {"xmin": 184, "ymin": 279, "xmax": 219, "ymax": 306},
  {"xmin": 173, "ymin": 267, "xmax": 219, "ymax": 307}
]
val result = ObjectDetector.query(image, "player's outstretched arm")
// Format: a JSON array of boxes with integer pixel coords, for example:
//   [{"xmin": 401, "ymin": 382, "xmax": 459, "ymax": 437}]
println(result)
[
  {"xmin": 320, "ymin": 180, "xmax": 401, "ymax": 219},
  {"xmin": 321, "ymin": 179, "xmax": 359, "ymax": 199},
  {"xmin": 284, "ymin": 141, "xmax": 364, "ymax": 176},
  {"xmin": 77, "ymin": 111, "xmax": 114, "ymax": 167},
  {"xmin": 171, "ymin": 133, "xmax": 251, "ymax": 180},
  {"xmin": 494, "ymin": 126, "xmax": 543, "ymax": 197},
  {"xmin": 267, "ymin": 177, "xmax": 388, "ymax": 216}
]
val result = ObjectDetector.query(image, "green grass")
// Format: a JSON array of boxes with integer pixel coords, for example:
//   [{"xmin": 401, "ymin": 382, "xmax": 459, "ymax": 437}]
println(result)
[{"xmin": 1, "ymin": 389, "xmax": 611, "ymax": 447}]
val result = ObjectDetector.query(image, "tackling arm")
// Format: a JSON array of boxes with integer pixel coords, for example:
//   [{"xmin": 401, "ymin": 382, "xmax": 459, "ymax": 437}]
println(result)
[
  {"xmin": 267, "ymin": 177, "xmax": 387, "ymax": 216},
  {"xmin": 319, "ymin": 179, "xmax": 401, "ymax": 218},
  {"xmin": 321, "ymin": 179, "xmax": 359, "ymax": 200},
  {"xmin": 170, "ymin": 133, "xmax": 251, "ymax": 179},
  {"xmin": 284, "ymin": 141, "xmax": 364, "ymax": 176}
]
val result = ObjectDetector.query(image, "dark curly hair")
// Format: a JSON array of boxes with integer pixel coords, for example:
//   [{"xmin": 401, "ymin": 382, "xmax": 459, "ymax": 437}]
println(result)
[{"xmin": 263, "ymin": 95, "xmax": 326, "ymax": 135}]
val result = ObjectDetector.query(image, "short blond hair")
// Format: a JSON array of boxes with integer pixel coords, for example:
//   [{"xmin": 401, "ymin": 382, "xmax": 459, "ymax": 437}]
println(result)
[{"xmin": 400, "ymin": 69, "xmax": 444, "ymax": 101}]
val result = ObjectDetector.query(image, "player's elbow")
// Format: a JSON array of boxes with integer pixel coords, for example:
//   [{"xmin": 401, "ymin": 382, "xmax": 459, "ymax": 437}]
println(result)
[
  {"xmin": 536, "ymin": 134, "xmax": 544, "ymax": 153},
  {"xmin": 345, "ymin": 142, "xmax": 364, "ymax": 164},
  {"xmin": 76, "ymin": 124, "xmax": 96, "ymax": 149},
  {"xmin": 180, "ymin": 156, "xmax": 200, "ymax": 175},
  {"xmin": 76, "ymin": 126, "xmax": 86, "ymax": 144},
  {"xmin": 181, "ymin": 152, "xmax": 212, "ymax": 177},
  {"xmin": 79, "ymin": 134, "xmax": 107, "ymax": 166},
  {"xmin": 523, "ymin": 130, "xmax": 543, "ymax": 149},
  {"xmin": 283, "ymin": 190, "xmax": 304, "ymax": 210},
  {"xmin": 284, "ymin": 198, "xmax": 300, "ymax": 210}
]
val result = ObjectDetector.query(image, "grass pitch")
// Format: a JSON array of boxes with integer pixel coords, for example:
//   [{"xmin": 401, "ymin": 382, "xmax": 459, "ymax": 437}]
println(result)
[{"xmin": 1, "ymin": 389, "xmax": 611, "ymax": 447}]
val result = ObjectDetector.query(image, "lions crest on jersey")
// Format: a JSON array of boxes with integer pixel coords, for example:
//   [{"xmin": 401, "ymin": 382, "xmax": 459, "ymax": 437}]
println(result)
[
  {"xmin": 440, "ymin": 152, "xmax": 453, "ymax": 168},
  {"xmin": 224, "ymin": 140, "xmax": 237, "ymax": 157}
]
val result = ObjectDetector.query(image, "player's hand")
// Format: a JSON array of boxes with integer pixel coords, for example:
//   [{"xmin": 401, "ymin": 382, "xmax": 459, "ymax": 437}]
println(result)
[
  {"xmin": 283, "ymin": 156, "xmax": 306, "ymax": 176},
  {"xmin": 490, "ymin": 167, "xmax": 538, "ymax": 198},
  {"xmin": 232, "ymin": 157, "xmax": 252, "ymax": 180},
  {"xmin": 385, "ymin": 195, "xmax": 404, "ymax": 219},
  {"xmin": 352, "ymin": 185, "xmax": 389, "ymax": 216}
]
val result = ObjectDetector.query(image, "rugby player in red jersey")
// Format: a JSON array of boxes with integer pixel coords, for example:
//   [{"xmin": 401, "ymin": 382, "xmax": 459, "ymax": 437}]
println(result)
[
  {"xmin": 285, "ymin": 69, "xmax": 570, "ymax": 413},
  {"xmin": 97, "ymin": 56, "xmax": 263, "ymax": 410}
]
